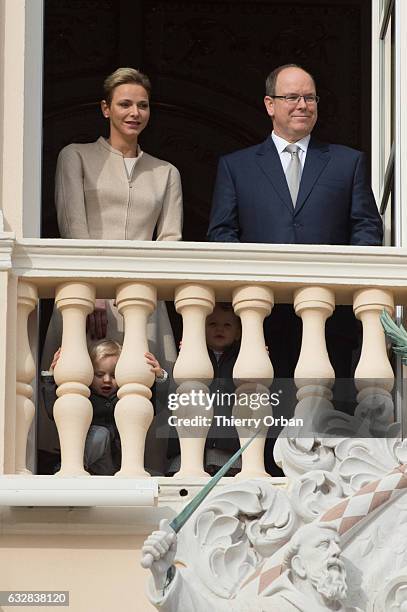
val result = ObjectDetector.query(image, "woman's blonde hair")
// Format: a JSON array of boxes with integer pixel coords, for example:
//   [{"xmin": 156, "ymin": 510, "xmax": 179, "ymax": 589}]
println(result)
[
  {"xmin": 103, "ymin": 67, "xmax": 151, "ymax": 104},
  {"xmin": 89, "ymin": 339, "xmax": 122, "ymax": 366}
]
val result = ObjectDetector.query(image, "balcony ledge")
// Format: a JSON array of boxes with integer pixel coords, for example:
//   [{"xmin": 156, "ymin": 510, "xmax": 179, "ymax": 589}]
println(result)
[
  {"xmin": 0, "ymin": 475, "xmax": 158, "ymax": 507},
  {"xmin": 9, "ymin": 238, "xmax": 407, "ymax": 302},
  {"xmin": 0, "ymin": 476, "xmax": 286, "ymax": 536}
]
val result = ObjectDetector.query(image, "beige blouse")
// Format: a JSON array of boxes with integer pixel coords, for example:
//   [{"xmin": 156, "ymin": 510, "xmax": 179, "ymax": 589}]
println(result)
[{"xmin": 55, "ymin": 136, "xmax": 183, "ymax": 240}]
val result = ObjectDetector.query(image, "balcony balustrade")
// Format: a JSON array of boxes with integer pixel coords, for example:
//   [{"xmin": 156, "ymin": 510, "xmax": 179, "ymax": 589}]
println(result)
[{"xmin": 0, "ymin": 235, "xmax": 403, "ymax": 480}]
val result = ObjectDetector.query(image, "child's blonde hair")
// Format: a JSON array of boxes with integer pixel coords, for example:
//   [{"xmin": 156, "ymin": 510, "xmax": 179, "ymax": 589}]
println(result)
[{"xmin": 89, "ymin": 339, "xmax": 122, "ymax": 366}]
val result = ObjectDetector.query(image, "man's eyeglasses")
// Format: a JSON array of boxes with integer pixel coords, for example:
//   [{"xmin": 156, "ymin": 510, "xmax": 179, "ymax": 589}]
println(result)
[{"xmin": 270, "ymin": 95, "xmax": 320, "ymax": 105}]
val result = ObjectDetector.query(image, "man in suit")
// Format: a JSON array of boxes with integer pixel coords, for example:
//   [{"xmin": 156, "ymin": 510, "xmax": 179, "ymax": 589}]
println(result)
[
  {"xmin": 208, "ymin": 64, "xmax": 382, "ymax": 246},
  {"xmin": 207, "ymin": 65, "xmax": 383, "ymax": 469}
]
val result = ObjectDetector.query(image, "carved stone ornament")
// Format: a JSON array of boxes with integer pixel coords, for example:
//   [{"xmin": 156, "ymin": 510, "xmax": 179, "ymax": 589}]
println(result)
[
  {"xmin": 144, "ymin": 434, "xmax": 407, "ymax": 611},
  {"xmin": 372, "ymin": 571, "xmax": 407, "ymax": 611}
]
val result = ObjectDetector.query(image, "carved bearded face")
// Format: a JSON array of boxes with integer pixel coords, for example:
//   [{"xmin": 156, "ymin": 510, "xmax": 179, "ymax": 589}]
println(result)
[{"xmin": 292, "ymin": 526, "xmax": 348, "ymax": 603}]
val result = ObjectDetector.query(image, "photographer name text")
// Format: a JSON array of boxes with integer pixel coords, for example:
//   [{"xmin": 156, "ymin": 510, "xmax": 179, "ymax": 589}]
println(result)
[{"xmin": 168, "ymin": 415, "xmax": 303, "ymax": 428}]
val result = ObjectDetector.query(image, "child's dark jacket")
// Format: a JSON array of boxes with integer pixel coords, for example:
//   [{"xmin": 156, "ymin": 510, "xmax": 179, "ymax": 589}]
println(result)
[
  {"xmin": 41, "ymin": 375, "xmax": 121, "ymax": 464},
  {"xmin": 206, "ymin": 341, "xmax": 240, "ymax": 455}
]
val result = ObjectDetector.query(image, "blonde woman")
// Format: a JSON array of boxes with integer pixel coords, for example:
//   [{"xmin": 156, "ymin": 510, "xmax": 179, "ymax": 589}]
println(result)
[
  {"xmin": 56, "ymin": 67, "xmax": 182, "ymax": 245},
  {"xmin": 39, "ymin": 69, "xmax": 182, "ymax": 466},
  {"xmin": 44, "ymin": 67, "xmax": 182, "ymax": 370}
]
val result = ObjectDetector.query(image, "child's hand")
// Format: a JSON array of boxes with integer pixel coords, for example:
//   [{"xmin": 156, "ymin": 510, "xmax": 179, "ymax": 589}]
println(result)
[
  {"xmin": 50, "ymin": 347, "xmax": 62, "ymax": 371},
  {"xmin": 145, "ymin": 352, "xmax": 164, "ymax": 378}
]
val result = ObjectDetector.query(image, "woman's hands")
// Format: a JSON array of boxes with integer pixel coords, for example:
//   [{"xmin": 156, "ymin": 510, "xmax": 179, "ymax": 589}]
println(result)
[{"xmin": 87, "ymin": 298, "xmax": 108, "ymax": 340}]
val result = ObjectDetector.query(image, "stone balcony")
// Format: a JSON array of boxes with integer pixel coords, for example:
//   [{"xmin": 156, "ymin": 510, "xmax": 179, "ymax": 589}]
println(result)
[{"xmin": 0, "ymin": 234, "xmax": 405, "ymax": 486}]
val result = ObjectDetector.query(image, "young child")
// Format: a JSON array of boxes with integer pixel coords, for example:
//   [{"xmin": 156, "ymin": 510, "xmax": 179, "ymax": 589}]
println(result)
[
  {"xmin": 204, "ymin": 303, "xmax": 242, "ymax": 475},
  {"xmin": 42, "ymin": 340, "xmax": 165, "ymax": 475},
  {"xmin": 167, "ymin": 303, "xmax": 242, "ymax": 476}
]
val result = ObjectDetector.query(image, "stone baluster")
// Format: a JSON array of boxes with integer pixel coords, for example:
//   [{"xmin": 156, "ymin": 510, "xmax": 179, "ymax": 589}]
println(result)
[
  {"xmin": 354, "ymin": 289, "xmax": 394, "ymax": 391},
  {"xmin": 232, "ymin": 285, "xmax": 274, "ymax": 478},
  {"xmin": 15, "ymin": 281, "xmax": 38, "ymax": 474},
  {"xmin": 292, "ymin": 286, "xmax": 336, "ymax": 435},
  {"xmin": 294, "ymin": 286, "xmax": 335, "ymax": 387},
  {"xmin": 172, "ymin": 284, "xmax": 215, "ymax": 478},
  {"xmin": 353, "ymin": 289, "xmax": 394, "ymax": 430},
  {"xmin": 114, "ymin": 282, "xmax": 156, "ymax": 477},
  {"xmin": 53, "ymin": 282, "xmax": 95, "ymax": 476},
  {"xmin": 173, "ymin": 285, "xmax": 215, "ymax": 384},
  {"xmin": 294, "ymin": 287, "xmax": 335, "ymax": 386}
]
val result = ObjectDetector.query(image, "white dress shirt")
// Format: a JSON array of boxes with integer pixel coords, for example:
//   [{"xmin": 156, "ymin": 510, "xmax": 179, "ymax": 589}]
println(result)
[{"xmin": 271, "ymin": 131, "xmax": 311, "ymax": 173}]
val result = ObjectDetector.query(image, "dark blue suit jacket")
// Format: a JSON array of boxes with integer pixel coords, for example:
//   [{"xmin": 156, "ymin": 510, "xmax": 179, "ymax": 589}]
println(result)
[{"xmin": 207, "ymin": 136, "xmax": 383, "ymax": 245}]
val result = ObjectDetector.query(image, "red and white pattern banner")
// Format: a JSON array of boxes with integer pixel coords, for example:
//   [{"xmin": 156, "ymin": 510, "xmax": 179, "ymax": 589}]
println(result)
[{"xmin": 257, "ymin": 463, "xmax": 407, "ymax": 595}]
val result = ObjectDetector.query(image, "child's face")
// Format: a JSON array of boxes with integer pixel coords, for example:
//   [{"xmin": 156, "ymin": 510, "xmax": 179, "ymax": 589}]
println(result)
[
  {"xmin": 91, "ymin": 354, "xmax": 119, "ymax": 397},
  {"xmin": 205, "ymin": 307, "xmax": 241, "ymax": 351}
]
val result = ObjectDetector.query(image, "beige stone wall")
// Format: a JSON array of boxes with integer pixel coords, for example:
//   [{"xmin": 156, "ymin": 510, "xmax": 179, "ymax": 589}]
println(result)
[
  {"xmin": 0, "ymin": 0, "xmax": 25, "ymax": 237},
  {"xmin": 0, "ymin": 534, "xmax": 156, "ymax": 612},
  {"xmin": 0, "ymin": 0, "xmax": 5, "ymax": 219}
]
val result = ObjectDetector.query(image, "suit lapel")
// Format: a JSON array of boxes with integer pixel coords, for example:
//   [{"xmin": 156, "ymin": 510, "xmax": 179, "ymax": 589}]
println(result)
[
  {"xmin": 256, "ymin": 137, "xmax": 294, "ymax": 213},
  {"xmin": 295, "ymin": 138, "xmax": 330, "ymax": 214}
]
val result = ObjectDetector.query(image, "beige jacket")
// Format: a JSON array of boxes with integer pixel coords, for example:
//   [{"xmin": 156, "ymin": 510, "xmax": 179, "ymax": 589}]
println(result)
[{"xmin": 55, "ymin": 137, "xmax": 183, "ymax": 240}]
